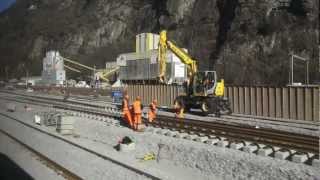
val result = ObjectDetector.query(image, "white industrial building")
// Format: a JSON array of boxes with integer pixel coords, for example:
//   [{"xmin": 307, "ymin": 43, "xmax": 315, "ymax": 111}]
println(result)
[{"xmin": 41, "ymin": 51, "xmax": 66, "ymax": 85}]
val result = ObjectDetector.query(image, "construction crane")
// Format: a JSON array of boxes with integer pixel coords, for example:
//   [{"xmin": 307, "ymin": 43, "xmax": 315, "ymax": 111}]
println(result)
[
  {"xmin": 158, "ymin": 30, "xmax": 231, "ymax": 116},
  {"xmin": 62, "ymin": 57, "xmax": 111, "ymax": 82},
  {"xmin": 64, "ymin": 64, "xmax": 81, "ymax": 73}
]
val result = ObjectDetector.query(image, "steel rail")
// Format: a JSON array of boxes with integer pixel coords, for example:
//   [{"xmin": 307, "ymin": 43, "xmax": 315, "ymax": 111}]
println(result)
[
  {"xmin": 149, "ymin": 116, "xmax": 319, "ymax": 154},
  {"xmin": 0, "ymin": 129, "xmax": 82, "ymax": 180}
]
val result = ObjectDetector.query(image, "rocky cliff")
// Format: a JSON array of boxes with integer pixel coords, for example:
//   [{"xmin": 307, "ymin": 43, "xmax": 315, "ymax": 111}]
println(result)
[{"xmin": 0, "ymin": 0, "xmax": 318, "ymax": 85}]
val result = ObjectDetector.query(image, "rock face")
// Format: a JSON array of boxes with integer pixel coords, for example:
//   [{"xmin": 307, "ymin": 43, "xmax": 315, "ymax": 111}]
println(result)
[{"xmin": 0, "ymin": 0, "xmax": 318, "ymax": 85}]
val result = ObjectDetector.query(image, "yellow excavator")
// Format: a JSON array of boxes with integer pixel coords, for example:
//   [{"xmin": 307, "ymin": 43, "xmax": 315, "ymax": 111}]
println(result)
[{"xmin": 158, "ymin": 30, "xmax": 231, "ymax": 116}]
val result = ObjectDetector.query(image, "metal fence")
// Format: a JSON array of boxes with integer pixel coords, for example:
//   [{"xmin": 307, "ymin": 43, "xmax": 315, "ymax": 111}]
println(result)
[
  {"xmin": 126, "ymin": 84, "xmax": 319, "ymax": 121},
  {"xmin": 225, "ymin": 86, "xmax": 319, "ymax": 121},
  {"xmin": 126, "ymin": 84, "xmax": 180, "ymax": 107}
]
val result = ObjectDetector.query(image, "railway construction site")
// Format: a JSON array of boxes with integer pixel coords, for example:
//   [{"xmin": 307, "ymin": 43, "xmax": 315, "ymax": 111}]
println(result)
[
  {"xmin": 0, "ymin": 86, "xmax": 318, "ymax": 180},
  {"xmin": 0, "ymin": 1, "xmax": 319, "ymax": 178}
]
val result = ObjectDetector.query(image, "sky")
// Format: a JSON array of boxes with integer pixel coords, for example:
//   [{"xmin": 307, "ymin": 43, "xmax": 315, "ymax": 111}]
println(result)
[{"xmin": 0, "ymin": 0, "xmax": 15, "ymax": 13}]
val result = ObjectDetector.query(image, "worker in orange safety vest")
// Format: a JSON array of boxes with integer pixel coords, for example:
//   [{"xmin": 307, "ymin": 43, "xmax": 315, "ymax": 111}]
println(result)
[
  {"xmin": 132, "ymin": 96, "xmax": 143, "ymax": 131},
  {"xmin": 148, "ymin": 99, "xmax": 157, "ymax": 123},
  {"xmin": 174, "ymin": 100, "xmax": 185, "ymax": 119},
  {"xmin": 122, "ymin": 94, "xmax": 133, "ymax": 128}
]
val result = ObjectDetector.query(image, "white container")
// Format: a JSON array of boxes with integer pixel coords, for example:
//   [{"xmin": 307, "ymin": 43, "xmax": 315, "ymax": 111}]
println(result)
[
  {"xmin": 118, "ymin": 50, "xmax": 187, "ymax": 84},
  {"xmin": 136, "ymin": 33, "xmax": 159, "ymax": 53}
]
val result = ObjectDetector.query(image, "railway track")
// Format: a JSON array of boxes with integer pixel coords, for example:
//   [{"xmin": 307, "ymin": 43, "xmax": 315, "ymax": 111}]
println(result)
[
  {"xmin": 148, "ymin": 116, "xmax": 319, "ymax": 154},
  {"xmin": 0, "ymin": 129, "xmax": 81, "ymax": 180},
  {"xmin": 0, "ymin": 90, "xmax": 319, "ymax": 165},
  {"xmin": 0, "ymin": 111, "xmax": 161, "ymax": 180},
  {"xmin": 2, "ymin": 89, "xmax": 319, "ymax": 131}
]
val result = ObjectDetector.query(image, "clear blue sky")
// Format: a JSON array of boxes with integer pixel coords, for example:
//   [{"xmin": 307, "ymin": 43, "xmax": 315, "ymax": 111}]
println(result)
[{"xmin": 0, "ymin": 0, "xmax": 15, "ymax": 12}]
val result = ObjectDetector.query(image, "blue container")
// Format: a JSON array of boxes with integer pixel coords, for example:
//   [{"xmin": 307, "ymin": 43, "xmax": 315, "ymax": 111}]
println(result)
[{"xmin": 112, "ymin": 90, "xmax": 123, "ymax": 104}]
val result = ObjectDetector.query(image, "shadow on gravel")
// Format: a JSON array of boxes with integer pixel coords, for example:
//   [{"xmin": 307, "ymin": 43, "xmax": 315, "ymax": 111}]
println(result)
[{"xmin": 0, "ymin": 153, "xmax": 33, "ymax": 180}]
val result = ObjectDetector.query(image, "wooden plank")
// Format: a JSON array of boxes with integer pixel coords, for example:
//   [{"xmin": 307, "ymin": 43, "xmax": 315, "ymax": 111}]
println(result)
[
  {"xmin": 282, "ymin": 88, "xmax": 289, "ymax": 119},
  {"xmin": 275, "ymin": 88, "xmax": 282, "ymax": 118},
  {"xmin": 233, "ymin": 87, "xmax": 239, "ymax": 114},
  {"xmin": 304, "ymin": 88, "xmax": 313, "ymax": 121},
  {"xmin": 256, "ymin": 87, "xmax": 263, "ymax": 116},
  {"xmin": 250, "ymin": 87, "xmax": 256, "ymax": 115},
  {"xmin": 244, "ymin": 87, "xmax": 250, "ymax": 115},
  {"xmin": 289, "ymin": 87, "xmax": 297, "ymax": 120},
  {"xmin": 239, "ymin": 87, "xmax": 245, "ymax": 114},
  {"xmin": 262, "ymin": 87, "xmax": 269, "ymax": 117},
  {"xmin": 313, "ymin": 88, "xmax": 319, "ymax": 122},
  {"xmin": 296, "ymin": 88, "xmax": 305, "ymax": 120},
  {"xmin": 268, "ymin": 88, "xmax": 276, "ymax": 117}
]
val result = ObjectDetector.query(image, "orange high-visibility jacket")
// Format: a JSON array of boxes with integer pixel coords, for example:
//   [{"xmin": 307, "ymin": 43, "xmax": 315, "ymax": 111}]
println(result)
[
  {"xmin": 122, "ymin": 99, "xmax": 130, "ymax": 111},
  {"xmin": 133, "ymin": 100, "xmax": 142, "ymax": 114},
  {"xmin": 150, "ymin": 102, "xmax": 156, "ymax": 112}
]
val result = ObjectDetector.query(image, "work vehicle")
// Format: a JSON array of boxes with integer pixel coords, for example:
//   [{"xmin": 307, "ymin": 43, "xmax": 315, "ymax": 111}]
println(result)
[{"xmin": 158, "ymin": 30, "xmax": 231, "ymax": 116}]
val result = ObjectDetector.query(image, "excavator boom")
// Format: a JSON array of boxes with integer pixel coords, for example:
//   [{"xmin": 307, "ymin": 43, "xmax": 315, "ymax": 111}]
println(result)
[{"xmin": 158, "ymin": 30, "xmax": 197, "ymax": 82}]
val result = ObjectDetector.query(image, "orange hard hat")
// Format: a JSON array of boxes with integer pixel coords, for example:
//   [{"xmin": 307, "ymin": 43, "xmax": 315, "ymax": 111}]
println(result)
[{"xmin": 136, "ymin": 96, "xmax": 141, "ymax": 100}]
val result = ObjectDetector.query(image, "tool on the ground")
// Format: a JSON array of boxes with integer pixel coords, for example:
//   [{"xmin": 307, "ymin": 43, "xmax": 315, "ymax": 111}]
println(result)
[
  {"xmin": 138, "ymin": 152, "xmax": 156, "ymax": 162},
  {"xmin": 116, "ymin": 136, "xmax": 135, "ymax": 152}
]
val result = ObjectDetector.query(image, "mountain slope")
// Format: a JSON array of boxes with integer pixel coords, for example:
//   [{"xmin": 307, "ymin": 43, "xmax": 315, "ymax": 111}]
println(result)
[{"xmin": 0, "ymin": 0, "xmax": 318, "ymax": 85}]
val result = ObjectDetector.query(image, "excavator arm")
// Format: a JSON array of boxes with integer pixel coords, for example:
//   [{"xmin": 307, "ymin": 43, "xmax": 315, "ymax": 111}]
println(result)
[{"xmin": 158, "ymin": 30, "xmax": 197, "ymax": 82}]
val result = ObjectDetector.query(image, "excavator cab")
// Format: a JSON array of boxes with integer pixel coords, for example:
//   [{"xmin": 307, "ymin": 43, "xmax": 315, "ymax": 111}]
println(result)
[{"xmin": 193, "ymin": 71, "xmax": 217, "ymax": 96}]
